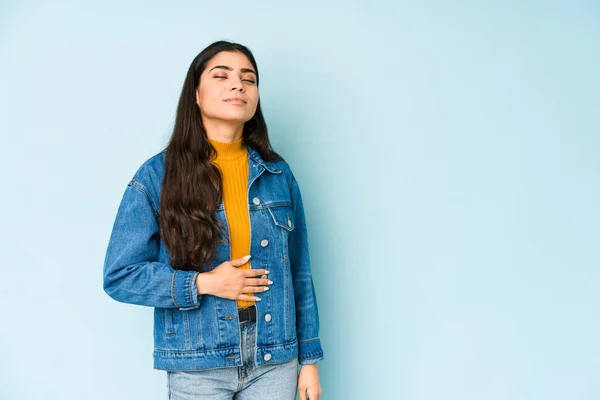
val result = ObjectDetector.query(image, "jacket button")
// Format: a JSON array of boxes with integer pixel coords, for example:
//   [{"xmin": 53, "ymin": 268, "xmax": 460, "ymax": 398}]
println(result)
[
  {"xmin": 287, "ymin": 217, "xmax": 292, "ymax": 227},
  {"xmin": 260, "ymin": 239, "xmax": 269, "ymax": 247},
  {"xmin": 264, "ymin": 353, "xmax": 272, "ymax": 361},
  {"xmin": 264, "ymin": 313, "xmax": 272, "ymax": 322},
  {"xmin": 253, "ymin": 197, "xmax": 260, "ymax": 205}
]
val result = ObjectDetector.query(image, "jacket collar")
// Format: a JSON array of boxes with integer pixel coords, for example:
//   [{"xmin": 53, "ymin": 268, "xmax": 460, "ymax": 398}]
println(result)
[
  {"xmin": 247, "ymin": 146, "xmax": 282, "ymax": 174},
  {"xmin": 160, "ymin": 146, "xmax": 281, "ymax": 173}
]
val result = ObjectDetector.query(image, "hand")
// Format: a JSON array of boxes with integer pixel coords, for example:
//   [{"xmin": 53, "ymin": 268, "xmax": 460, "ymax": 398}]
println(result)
[
  {"xmin": 196, "ymin": 255, "xmax": 272, "ymax": 301},
  {"xmin": 298, "ymin": 364, "xmax": 322, "ymax": 400}
]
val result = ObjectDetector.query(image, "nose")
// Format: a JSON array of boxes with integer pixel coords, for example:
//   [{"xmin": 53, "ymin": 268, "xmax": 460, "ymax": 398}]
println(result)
[{"xmin": 229, "ymin": 77, "xmax": 245, "ymax": 92}]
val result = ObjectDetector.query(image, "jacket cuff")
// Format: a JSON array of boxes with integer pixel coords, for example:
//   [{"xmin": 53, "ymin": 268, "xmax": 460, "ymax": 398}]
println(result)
[
  {"xmin": 172, "ymin": 270, "xmax": 202, "ymax": 310},
  {"xmin": 298, "ymin": 337, "xmax": 324, "ymax": 365}
]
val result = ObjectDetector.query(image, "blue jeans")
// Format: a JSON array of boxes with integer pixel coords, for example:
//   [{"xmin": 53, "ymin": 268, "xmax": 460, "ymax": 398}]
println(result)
[{"xmin": 167, "ymin": 319, "xmax": 299, "ymax": 399}]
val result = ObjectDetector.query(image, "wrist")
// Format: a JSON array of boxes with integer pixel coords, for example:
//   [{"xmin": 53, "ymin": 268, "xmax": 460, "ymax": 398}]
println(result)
[{"xmin": 196, "ymin": 272, "xmax": 213, "ymax": 296}]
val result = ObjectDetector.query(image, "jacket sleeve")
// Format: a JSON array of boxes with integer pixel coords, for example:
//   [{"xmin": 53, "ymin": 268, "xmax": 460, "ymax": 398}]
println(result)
[
  {"xmin": 103, "ymin": 181, "xmax": 202, "ymax": 310},
  {"xmin": 288, "ymin": 176, "xmax": 324, "ymax": 365}
]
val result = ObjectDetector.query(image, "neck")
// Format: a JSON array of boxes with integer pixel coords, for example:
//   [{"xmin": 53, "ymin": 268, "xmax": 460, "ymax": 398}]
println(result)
[{"xmin": 203, "ymin": 118, "xmax": 244, "ymax": 143}]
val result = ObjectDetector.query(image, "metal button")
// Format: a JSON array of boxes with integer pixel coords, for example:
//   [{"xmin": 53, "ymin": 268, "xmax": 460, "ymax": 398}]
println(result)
[
  {"xmin": 287, "ymin": 218, "xmax": 292, "ymax": 228},
  {"xmin": 265, "ymin": 313, "xmax": 272, "ymax": 322},
  {"xmin": 264, "ymin": 353, "xmax": 272, "ymax": 361},
  {"xmin": 253, "ymin": 197, "xmax": 260, "ymax": 205},
  {"xmin": 260, "ymin": 239, "xmax": 269, "ymax": 247}
]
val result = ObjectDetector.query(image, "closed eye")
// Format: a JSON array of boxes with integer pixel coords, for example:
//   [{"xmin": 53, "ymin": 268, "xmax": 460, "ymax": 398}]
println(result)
[{"xmin": 214, "ymin": 76, "xmax": 255, "ymax": 84}]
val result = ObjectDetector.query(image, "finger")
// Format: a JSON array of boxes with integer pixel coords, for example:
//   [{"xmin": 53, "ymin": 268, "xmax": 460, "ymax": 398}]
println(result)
[
  {"xmin": 242, "ymin": 268, "xmax": 269, "ymax": 277},
  {"xmin": 245, "ymin": 277, "xmax": 272, "ymax": 286},
  {"xmin": 230, "ymin": 255, "xmax": 251, "ymax": 267},
  {"xmin": 242, "ymin": 285, "xmax": 270, "ymax": 293},
  {"xmin": 299, "ymin": 388, "xmax": 309, "ymax": 399},
  {"xmin": 237, "ymin": 294, "xmax": 262, "ymax": 302}
]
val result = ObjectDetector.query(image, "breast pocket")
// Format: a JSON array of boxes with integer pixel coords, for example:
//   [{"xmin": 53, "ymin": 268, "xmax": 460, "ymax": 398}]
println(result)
[{"xmin": 266, "ymin": 205, "xmax": 295, "ymax": 262}]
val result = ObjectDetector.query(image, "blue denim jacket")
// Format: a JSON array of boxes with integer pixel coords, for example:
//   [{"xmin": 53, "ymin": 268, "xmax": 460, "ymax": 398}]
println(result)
[{"xmin": 103, "ymin": 147, "xmax": 324, "ymax": 370}]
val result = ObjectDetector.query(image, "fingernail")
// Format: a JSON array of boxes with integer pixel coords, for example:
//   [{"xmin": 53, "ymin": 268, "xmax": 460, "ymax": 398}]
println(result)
[
  {"xmin": 264, "ymin": 287, "xmax": 269, "ymax": 291},
  {"xmin": 254, "ymin": 297, "xmax": 262, "ymax": 301},
  {"xmin": 268, "ymin": 280, "xmax": 273, "ymax": 284},
  {"xmin": 264, "ymin": 270, "xmax": 269, "ymax": 274},
  {"xmin": 243, "ymin": 255, "xmax": 251, "ymax": 260}
]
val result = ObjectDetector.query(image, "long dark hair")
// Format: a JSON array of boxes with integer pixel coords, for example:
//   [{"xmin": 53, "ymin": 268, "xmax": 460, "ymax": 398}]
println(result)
[{"xmin": 160, "ymin": 40, "xmax": 283, "ymax": 272}]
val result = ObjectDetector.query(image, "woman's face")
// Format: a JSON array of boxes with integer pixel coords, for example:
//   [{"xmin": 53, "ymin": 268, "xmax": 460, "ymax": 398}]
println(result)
[{"xmin": 196, "ymin": 51, "xmax": 259, "ymax": 126}]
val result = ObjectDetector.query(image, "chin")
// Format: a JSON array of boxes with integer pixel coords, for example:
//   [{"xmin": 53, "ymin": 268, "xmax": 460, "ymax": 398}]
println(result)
[{"xmin": 219, "ymin": 113, "xmax": 253, "ymax": 123}]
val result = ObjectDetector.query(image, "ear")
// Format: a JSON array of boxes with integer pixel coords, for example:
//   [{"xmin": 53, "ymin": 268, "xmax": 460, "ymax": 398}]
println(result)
[{"xmin": 195, "ymin": 87, "xmax": 200, "ymax": 107}]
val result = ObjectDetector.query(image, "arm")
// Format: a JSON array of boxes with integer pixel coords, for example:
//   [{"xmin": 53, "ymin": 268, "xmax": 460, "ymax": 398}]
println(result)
[
  {"xmin": 103, "ymin": 182, "xmax": 202, "ymax": 310},
  {"xmin": 288, "ymin": 176, "xmax": 324, "ymax": 365}
]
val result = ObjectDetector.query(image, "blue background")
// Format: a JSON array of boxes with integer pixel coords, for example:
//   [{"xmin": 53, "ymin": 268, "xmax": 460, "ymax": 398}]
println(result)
[{"xmin": 1, "ymin": 1, "xmax": 599, "ymax": 399}]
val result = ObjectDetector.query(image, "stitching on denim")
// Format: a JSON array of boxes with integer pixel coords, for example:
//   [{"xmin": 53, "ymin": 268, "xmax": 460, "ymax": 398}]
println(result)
[
  {"xmin": 128, "ymin": 181, "xmax": 159, "ymax": 218},
  {"xmin": 255, "ymin": 337, "xmax": 298, "ymax": 350},
  {"xmin": 171, "ymin": 270, "xmax": 180, "ymax": 308},
  {"xmin": 299, "ymin": 337, "xmax": 319, "ymax": 343},
  {"xmin": 154, "ymin": 344, "xmax": 243, "ymax": 353},
  {"xmin": 266, "ymin": 205, "xmax": 294, "ymax": 231},
  {"xmin": 187, "ymin": 271, "xmax": 199, "ymax": 307},
  {"xmin": 248, "ymin": 148, "xmax": 282, "ymax": 173},
  {"xmin": 187, "ymin": 272, "xmax": 192, "ymax": 307}
]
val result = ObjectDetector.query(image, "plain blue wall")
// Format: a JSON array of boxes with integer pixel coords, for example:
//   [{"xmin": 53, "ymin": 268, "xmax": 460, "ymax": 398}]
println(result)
[{"xmin": 1, "ymin": 1, "xmax": 598, "ymax": 399}]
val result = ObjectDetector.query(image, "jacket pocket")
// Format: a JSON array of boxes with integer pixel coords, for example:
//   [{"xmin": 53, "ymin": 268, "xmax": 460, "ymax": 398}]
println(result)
[
  {"xmin": 267, "ymin": 205, "xmax": 295, "ymax": 262},
  {"xmin": 163, "ymin": 308, "xmax": 176, "ymax": 337}
]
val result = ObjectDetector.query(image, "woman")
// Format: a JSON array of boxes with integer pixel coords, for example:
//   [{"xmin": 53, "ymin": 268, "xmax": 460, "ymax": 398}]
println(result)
[{"xmin": 102, "ymin": 40, "xmax": 324, "ymax": 399}]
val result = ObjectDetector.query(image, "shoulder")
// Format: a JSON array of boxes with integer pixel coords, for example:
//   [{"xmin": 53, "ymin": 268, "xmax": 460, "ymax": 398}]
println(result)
[
  {"xmin": 272, "ymin": 158, "xmax": 299, "ymax": 186},
  {"xmin": 129, "ymin": 150, "xmax": 166, "ymax": 185},
  {"xmin": 127, "ymin": 150, "xmax": 167, "ymax": 203}
]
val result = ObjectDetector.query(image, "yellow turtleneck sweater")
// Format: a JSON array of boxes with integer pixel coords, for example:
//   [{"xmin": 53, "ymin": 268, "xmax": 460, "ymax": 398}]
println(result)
[{"xmin": 208, "ymin": 136, "xmax": 254, "ymax": 308}]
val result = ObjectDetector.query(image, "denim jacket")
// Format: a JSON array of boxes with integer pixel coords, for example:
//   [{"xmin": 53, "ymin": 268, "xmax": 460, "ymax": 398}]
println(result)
[{"xmin": 103, "ymin": 147, "xmax": 324, "ymax": 370}]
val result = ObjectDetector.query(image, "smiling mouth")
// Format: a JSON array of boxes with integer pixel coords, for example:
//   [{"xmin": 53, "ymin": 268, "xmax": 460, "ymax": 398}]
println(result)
[{"xmin": 224, "ymin": 99, "xmax": 246, "ymax": 105}]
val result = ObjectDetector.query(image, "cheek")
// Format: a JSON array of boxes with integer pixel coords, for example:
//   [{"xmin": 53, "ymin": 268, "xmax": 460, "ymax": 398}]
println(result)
[
  {"xmin": 248, "ymin": 101, "xmax": 259, "ymax": 114},
  {"xmin": 197, "ymin": 87, "xmax": 220, "ymax": 109},
  {"xmin": 247, "ymin": 92, "xmax": 259, "ymax": 109}
]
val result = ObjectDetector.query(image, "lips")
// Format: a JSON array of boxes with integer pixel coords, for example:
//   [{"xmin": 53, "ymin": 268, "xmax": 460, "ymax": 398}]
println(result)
[{"xmin": 224, "ymin": 97, "xmax": 246, "ymax": 104}]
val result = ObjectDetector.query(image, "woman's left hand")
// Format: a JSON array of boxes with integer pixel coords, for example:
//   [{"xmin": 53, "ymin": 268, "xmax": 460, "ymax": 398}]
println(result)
[{"xmin": 298, "ymin": 363, "xmax": 322, "ymax": 400}]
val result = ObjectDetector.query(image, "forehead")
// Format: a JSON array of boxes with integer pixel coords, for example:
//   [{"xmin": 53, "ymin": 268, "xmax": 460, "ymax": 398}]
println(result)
[{"xmin": 205, "ymin": 51, "xmax": 253, "ymax": 71}]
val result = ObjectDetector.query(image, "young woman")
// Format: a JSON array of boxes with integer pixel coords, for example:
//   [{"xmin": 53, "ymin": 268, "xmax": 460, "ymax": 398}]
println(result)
[{"xmin": 103, "ymin": 40, "xmax": 324, "ymax": 399}]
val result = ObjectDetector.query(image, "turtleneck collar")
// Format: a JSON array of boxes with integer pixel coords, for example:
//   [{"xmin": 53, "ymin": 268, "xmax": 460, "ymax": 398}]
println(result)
[{"xmin": 208, "ymin": 136, "xmax": 247, "ymax": 161}]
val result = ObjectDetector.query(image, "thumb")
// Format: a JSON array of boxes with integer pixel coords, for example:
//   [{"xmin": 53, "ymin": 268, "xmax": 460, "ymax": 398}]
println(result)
[{"xmin": 230, "ymin": 255, "xmax": 251, "ymax": 268}]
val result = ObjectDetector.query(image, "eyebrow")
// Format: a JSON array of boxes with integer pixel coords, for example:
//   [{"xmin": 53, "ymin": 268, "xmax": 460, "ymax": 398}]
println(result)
[{"xmin": 208, "ymin": 65, "xmax": 257, "ymax": 76}]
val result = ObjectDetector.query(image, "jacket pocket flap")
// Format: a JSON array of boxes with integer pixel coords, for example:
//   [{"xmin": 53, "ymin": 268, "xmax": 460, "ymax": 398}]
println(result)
[{"xmin": 267, "ymin": 206, "xmax": 295, "ymax": 231}]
